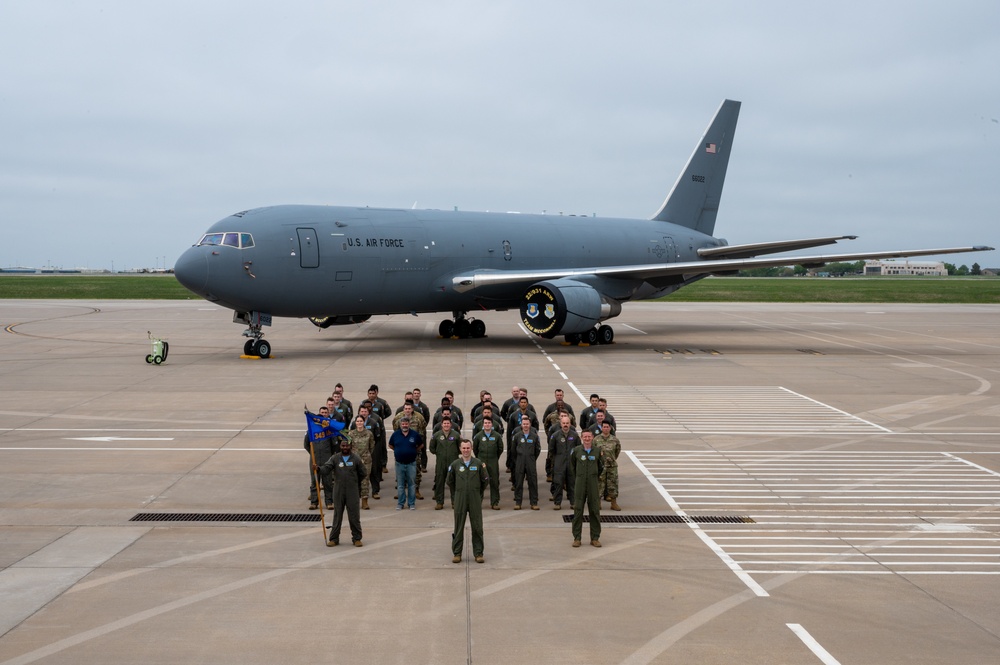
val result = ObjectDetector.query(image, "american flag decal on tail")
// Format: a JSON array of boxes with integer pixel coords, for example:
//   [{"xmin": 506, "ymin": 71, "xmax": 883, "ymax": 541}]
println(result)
[{"xmin": 705, "ymin": 143, "xmax": 717, "ymax": 154}]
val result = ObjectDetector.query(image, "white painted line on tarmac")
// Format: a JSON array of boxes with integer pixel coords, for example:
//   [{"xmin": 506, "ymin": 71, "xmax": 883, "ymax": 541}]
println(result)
[
  {"xmin": 0, "ymin": 447, "xmax": 301, "ymax": 452},
  {"xmin": 944, "ymin": 453, "xmax": 1000, "ymax": 479},
  {"xmin": 779, "ymin": 387, "xmax": 893, "ymax": 433},
  {"xmin": 626, "ymin": 449, "xmax": 768, "ymax": 597},
  {"xmin": 66, "ymin": 437, "xmax": 175, "ymax": 442},
  {"xmin": 2, "ymin": 428, "xmax": 303, "ymax": 433},
  {"xmin": 787, "ymin": 623, "xmax": 841, "ymax": 665}
]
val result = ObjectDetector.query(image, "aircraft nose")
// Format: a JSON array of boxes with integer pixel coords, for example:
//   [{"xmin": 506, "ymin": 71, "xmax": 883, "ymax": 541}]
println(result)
[{"xmin": 174, "ymin": 247, "xmax": 208, "ymax": 294}]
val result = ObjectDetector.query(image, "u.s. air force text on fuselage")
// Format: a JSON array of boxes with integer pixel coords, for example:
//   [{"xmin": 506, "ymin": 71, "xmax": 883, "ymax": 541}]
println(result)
[{"xmin": 345, "ymin": 237, "xmax": 407, "ymax": 249}]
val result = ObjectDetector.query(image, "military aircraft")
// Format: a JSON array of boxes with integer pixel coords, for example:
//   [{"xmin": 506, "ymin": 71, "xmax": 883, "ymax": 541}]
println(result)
[{"xmin": 174, "ymin": 99, "xmax": 992, "ymax": 357}]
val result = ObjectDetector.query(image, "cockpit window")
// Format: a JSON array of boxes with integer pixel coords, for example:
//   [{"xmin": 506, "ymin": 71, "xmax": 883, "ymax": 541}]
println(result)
[{"xmin": 197, "ymin": 232, "xmax": 255, "ymax": 249}]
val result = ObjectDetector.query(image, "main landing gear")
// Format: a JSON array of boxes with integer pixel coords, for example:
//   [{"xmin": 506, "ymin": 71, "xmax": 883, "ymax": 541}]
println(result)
[
  {"xmin": 438, "ymin": 311, "xmax": 487, "ymax": 339},
  {"xmin": 564, "ymin": 324, "xmax": 615, "ymax": 346}
]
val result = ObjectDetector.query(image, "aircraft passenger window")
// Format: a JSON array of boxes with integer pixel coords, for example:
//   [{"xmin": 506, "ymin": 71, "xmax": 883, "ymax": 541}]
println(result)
[
  {"xmin": 223, "ymin": 233, "xmax": 240, "ymax": 247},
  {"xmin": 240, "ymin": 233, "xmax": 254, "ymax": 249},
  {"xmin": 199, "ymin": 233, "xmax": 224, "ymax": 246}
]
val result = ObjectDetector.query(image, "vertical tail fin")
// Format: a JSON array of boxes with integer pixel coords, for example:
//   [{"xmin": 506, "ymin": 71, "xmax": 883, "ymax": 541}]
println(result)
[{"xmin": 651, "ymin": 99, "xmax": 741, "ymax": 236}]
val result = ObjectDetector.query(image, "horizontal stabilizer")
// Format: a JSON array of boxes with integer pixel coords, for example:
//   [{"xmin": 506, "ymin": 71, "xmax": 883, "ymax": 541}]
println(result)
[{"xmin": 697, "ymin": 235, "xmax": 858, "ymax": 260}]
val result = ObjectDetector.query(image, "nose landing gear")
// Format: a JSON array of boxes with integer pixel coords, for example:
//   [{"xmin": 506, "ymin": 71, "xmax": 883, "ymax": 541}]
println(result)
[
  {"xmin": 237, "ymin": 311, "xmax": 272, "ymax": 358},
  {"xmin": 243, "ymin": 337, "xmax": 271, "ymax": 358}
]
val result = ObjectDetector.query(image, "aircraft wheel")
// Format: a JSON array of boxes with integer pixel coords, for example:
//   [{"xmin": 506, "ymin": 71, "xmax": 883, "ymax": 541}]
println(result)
[
  {"xmin": 153, "ymin": 356, "xmax": 163, "ymax": 365},
  {"xmin": 597, "ymin": 325, "xmax": 614, "ymax": 345},
  {"xmin": 470, "ymin": 319, "xmax": 486, "ymax": 338},
  {"xmin": 254, "ymin": 340, "xmax": 272, "ymax": 358},
  {"xmin": 244, "ymin": 340, "xmax": 255, "ymax": 355},
  {"xmin": 454, "ymin": 318, "xmax": 471, "ymax": 339},
  {"xmin": 584, "ymin": 328, "xmax": 599, "ymax": 345},
  {"xmin": 564, "ymin": 333, "xmax": 581, "ymax": 345},
  {"xmin": 145, "ymin": 354, "xmax": 153, "ymax": 364},
  {"xmin": 438, "ymin": 319, "xmax": 454, "ymax": 338}
]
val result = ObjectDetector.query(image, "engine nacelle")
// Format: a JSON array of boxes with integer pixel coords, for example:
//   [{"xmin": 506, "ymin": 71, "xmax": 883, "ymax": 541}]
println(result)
[
  {"xmin": 520, "ymin": 279, "xmax": 620, "ymax": 338},
  {"xmin": 309, "ymin": 314, "xmax": 372, "ymax": 329}
]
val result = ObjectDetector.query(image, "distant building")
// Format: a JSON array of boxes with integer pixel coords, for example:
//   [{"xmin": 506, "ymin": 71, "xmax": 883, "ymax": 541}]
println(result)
[{"xmin": 864, "ymin": 259, "xmax": 946, "ymax": 276}]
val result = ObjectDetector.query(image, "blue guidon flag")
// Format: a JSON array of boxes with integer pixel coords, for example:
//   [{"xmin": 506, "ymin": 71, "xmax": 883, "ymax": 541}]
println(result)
[{"xmin": 305, "ymin": 411, "xmax": 345, "ymax": 445}]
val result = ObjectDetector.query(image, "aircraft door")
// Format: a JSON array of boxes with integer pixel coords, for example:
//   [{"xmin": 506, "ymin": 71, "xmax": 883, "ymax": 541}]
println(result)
[{"xmin": 297, "ymin": 228, "xmax": 320, "ymax": 268}]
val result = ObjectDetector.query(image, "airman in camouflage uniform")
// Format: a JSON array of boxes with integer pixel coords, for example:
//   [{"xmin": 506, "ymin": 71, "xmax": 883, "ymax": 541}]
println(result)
[
  {"xmin": 594, "ymin": 420, "xmax": 622, "ymax": 511},
  {"xmin": 347, "ymin": 416, "xmax": 375, "ymax": 510}
]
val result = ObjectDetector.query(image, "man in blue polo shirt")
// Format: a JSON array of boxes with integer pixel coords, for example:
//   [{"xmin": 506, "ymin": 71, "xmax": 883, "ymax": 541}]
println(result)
[{"xmin": 389, "ymin": 417, "xmax": 423, "ymax": 510}]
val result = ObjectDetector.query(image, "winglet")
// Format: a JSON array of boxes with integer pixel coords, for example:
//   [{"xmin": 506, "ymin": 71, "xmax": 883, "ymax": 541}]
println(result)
[{"xmin": 652, "ymin": 99, "xmax": 741, "ymax": 236}]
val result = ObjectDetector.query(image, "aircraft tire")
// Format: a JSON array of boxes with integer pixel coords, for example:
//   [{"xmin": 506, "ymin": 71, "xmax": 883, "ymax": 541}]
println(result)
[
  {"xmin": 438, "ymin": 320, "xmax": 454, "ymax": 338},
  {"xmin": 244, "ymin": 340, "xmax": 255, "ymax": 355},
  {"xmin": 470, "ymin": 320, "xmax": 486, "ymax": 338},
  {"xmin": 565, "ymin": 333, "xmax": 581, "ymax": 345},
  {"xmin": 454, "ymin": 319, "xmax": 471, "ymax": 339},
  {"xmin": 145, "ymin": 354, "xmax": 153, "ymax": 364},
  {"xmin": 597, "ymin": 325, "xmax": 614, "ymax": 345},
  {"xmin": 585, "ymin": 328, "xmax": 599, "ymax": 345},
  {"xmin": 254, "ymin": 340, "xmax": 272, "ymax": 358}
]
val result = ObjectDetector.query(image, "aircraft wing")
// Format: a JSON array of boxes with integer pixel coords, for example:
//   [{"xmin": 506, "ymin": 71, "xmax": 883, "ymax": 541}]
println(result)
[{"xmin": 451, "ymin": 245, "xmax": 993, "ymax": 293}]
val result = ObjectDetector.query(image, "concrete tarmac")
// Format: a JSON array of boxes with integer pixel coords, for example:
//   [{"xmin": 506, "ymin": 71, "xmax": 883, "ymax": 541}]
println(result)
[{"xmin": 1, "ymin": 300, "xmax": 999, "ymax": 664}]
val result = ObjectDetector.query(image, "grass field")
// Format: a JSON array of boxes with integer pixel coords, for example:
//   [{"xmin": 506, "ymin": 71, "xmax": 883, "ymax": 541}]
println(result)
[
  {"xmin": 0, "ymin": 274, "xmax": 998, "ymax": 303},
  {"xmin": 664, "ymin": 276, "xmax": 1000, "ymax": 303},
  {"xmin": 0, "ymin": 275, "xmax": 192, "ymax": 299}
]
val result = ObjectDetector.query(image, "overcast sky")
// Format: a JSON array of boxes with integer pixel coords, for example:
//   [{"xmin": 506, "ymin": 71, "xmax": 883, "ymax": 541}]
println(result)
[{"xmin": 1, "ymin": 1, "xmax": 997, "ymax": 271}]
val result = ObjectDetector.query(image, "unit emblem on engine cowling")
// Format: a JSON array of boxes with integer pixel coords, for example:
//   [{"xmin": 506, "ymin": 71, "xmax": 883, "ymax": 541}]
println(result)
[{"xmin": 521, "ymin": 285, "xmax": 561, "ymax": 336}]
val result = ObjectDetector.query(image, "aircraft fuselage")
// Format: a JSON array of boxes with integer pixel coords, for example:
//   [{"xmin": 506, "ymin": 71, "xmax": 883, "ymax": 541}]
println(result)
[{"xmin": 175, "ymin": 205, "xmax": 714, "ymax": 319}]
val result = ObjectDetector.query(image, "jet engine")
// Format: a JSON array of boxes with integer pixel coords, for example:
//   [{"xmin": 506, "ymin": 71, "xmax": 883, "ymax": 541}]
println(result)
[
  {"xmin": 519, "ymin": 279, "xmax": 620, "ymax": 338},
  {"xmin": 309, "ymin": 315, "xmax": 372, "ymax": 328}
]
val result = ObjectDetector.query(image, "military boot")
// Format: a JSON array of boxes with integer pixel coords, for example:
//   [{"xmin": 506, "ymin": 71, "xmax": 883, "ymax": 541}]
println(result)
[
  {"xmin": 362, "ymin": 498, "xmax": 369, "ymax": 510},
  {"xmin": 610, "ymin": 499, "xmax": 621, "ymax": 511}
]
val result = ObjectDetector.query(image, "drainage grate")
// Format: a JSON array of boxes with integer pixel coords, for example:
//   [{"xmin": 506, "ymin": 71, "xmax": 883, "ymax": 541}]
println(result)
[
  {"xmin": 561, "ymin": 514, "xmax": 754, "ymax": 524},
  {"xmin": 130, "ymin": 513, "xmax": 321, "ymax": 523}
]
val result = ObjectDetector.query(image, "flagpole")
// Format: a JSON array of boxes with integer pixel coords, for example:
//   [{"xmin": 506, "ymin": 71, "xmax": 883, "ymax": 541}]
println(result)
[{"xmin": 309, "ymin": 439, "xmax": 332, "ymax": 546}]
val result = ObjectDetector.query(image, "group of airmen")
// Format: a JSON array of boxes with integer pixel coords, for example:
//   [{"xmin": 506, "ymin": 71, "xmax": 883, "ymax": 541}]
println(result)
[{"xmin": 305, "ymin": 384, "xmax": 624, "ymax": 558}]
